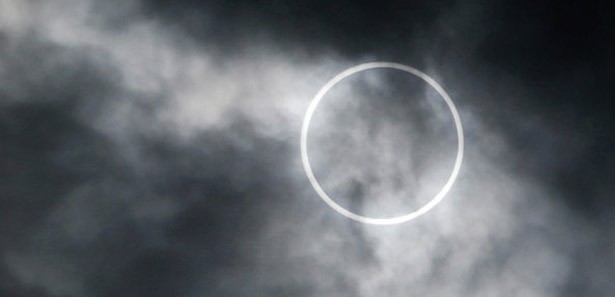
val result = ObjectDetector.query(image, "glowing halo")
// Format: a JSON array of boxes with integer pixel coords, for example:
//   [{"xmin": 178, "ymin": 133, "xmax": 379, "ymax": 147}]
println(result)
[{"xmin": 300, "ymin": 62, "xmax": 464, "ymax": 225}]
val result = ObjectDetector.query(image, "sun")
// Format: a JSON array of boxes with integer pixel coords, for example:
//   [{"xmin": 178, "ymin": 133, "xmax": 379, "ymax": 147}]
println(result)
[{"xmin": 300, "ymin": 62, "xmax": 464, "ymax": 225}]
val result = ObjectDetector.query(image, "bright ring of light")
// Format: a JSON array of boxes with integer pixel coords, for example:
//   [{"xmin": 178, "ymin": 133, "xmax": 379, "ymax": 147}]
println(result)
[{"xmin": 300, "ymin": 62, "xmax": 464, "ymax": 225}]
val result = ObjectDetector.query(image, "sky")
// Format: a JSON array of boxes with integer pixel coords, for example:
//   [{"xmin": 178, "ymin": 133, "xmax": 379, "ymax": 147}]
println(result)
[{"xmin": 0, "ymin": 0, "xmax": 613, "ymax": 296}]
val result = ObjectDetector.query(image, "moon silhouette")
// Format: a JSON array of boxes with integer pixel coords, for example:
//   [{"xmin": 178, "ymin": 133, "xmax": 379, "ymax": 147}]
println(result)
[{"xmin": 300, "ymin": 62, "xmax": 464, "ymax": 225}]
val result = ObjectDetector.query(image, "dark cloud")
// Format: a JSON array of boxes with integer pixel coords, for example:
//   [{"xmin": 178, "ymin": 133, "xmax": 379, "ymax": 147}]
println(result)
[
  {"xmin": 0, "ymin": 0, "xmax": 613, "ymax": 296},
  {"xmin": 143, "ymin": 0, "xmax": 457, "ymax": 58}
]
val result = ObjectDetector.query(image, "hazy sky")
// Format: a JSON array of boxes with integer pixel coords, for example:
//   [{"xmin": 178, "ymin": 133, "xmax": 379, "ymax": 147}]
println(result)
[{"xmin": 0, "ymin": 0, "xmax": 613, "ymax": 296}]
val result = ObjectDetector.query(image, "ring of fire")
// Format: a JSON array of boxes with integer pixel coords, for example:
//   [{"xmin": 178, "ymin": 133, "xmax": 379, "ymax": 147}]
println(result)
[{"xmin": 300, "ymin": 62, "xmax": 464, "ymax": 225}]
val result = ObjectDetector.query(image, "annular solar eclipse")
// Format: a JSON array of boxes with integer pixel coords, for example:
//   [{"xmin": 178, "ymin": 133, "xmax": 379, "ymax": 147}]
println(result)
[{"xmin": 301, "ymin": 62, "xmax": 464, "ymax": 225}]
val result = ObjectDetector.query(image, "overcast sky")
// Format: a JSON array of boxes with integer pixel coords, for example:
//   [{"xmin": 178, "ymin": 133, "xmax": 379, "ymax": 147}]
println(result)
[{"xmin": 0, "ymin": 0, "xmax": 613, "ymax": 296}]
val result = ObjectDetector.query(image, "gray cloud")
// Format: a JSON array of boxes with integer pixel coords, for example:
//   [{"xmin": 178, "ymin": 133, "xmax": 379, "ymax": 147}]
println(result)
[{"xmin": 0, "ymin": 0, "xmax": 612, "ymax": 296}]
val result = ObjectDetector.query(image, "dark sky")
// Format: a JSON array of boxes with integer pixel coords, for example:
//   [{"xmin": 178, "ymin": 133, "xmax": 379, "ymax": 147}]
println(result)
[{"xmin": 0, "ymin": 0, "xmax": 613, "ymax": 296}]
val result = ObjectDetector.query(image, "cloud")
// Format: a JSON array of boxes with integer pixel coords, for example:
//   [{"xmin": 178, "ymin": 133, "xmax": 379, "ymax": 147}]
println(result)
[{"xmin": 0, "ymin": 0, "xmax": 612, "ymax": 297}]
